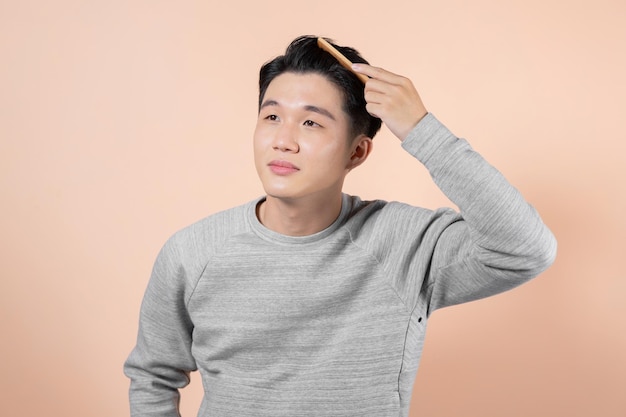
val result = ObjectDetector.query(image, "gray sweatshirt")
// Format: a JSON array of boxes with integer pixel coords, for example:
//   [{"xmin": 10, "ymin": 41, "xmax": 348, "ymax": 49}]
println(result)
[{"xmin": 124, "ymin": 113, "xmax": 556, "ymax": 417}]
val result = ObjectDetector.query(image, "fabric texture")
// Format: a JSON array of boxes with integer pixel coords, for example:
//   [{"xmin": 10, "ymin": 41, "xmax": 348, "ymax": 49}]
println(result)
[{"xmin": 124, "ymin": 113, "xmax": 557, "ymax": 416}]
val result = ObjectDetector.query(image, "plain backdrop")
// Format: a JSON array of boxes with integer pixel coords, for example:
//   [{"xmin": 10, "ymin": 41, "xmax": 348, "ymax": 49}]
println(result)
[{"xmin": 1, "ymin": 1, "xmax": 624, "ymax": 416}]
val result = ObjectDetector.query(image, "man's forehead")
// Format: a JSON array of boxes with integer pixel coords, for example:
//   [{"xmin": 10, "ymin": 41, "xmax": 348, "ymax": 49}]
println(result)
[{"xmin": 263, "ymin": 72, "xmax": 346, "ymax": 111}]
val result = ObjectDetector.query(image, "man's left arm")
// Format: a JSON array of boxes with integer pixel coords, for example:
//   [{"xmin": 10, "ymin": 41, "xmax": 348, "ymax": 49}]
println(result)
[{"xmin": 353, "ymin": 64, "xmax": 557, "ymax": 311}]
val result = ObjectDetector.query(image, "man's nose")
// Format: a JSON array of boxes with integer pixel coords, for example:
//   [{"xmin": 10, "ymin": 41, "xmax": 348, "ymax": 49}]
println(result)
[{"xmin": 272, "ymin": 123, "xmax": 299, "ymax": 152}]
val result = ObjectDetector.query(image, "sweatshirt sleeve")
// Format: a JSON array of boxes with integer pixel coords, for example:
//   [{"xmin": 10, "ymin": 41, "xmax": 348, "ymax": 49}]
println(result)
[
  {"xmin": 123, "ymin": 234, "xmax": 198, "ymax": 417},
  {"xmin": 400, "ymin": 113, "xmax": 557, "ymax": 312}
]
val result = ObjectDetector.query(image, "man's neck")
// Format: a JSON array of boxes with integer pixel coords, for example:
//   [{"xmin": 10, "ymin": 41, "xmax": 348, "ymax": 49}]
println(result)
[{"xmin": 258, "ymin": 194, "xmax": 343, "ymax": 237}]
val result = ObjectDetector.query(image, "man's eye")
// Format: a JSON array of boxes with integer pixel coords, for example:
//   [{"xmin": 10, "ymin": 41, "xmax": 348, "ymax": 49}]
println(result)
[
  {"xmin": 265, "ymin": 114, "xmax": 278, "ymax": 121},
  {"xmin": 303, "ymin": 120, "xmax": 320, "ymax": 127}
]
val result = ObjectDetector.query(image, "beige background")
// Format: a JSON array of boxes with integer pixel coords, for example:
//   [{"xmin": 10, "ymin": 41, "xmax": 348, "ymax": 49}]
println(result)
[{"xmin": 1, "ymin": 0, "xmax": 624, "ymax": 416}]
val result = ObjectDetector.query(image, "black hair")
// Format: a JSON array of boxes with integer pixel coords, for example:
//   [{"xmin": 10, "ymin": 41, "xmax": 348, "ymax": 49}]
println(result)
[{"xmin": 258, "ymin": 35, "xmax": 382, "ymax": 140}]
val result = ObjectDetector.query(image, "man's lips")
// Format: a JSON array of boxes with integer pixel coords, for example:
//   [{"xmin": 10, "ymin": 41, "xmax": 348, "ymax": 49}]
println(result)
[{"xmin": 268, "ymin": 160, "xmax": 300, "ymax": 175}]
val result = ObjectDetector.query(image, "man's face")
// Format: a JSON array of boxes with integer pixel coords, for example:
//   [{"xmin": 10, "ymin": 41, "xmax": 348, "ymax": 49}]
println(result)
[{"xmin": 254, "ymin": 72, "xmax": 360, "ymax": 202}]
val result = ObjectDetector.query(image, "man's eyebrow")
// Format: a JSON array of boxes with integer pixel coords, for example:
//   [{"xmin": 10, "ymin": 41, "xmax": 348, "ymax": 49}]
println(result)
[
  {"xmin": 259, "ymin": 100, "xmax": 336, "ymax": 121},
  {"xmin": 304, "ymin": 105, "xmax": 336, "ymax": 121},
  {"xmin": 259, "ymin": 100, "xmax": 279, "ymax": 110}
]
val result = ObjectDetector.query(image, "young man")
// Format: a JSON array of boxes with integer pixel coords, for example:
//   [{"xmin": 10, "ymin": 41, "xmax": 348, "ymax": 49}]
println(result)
[{"xmin": 124, "ymin": 36, "xmax": 556, "ymax": 416}]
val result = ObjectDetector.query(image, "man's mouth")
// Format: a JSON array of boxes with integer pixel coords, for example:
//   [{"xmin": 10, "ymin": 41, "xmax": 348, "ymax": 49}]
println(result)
[{"xmin": 268, "ymin": 160, "xmax": 300, "ymax": 175}]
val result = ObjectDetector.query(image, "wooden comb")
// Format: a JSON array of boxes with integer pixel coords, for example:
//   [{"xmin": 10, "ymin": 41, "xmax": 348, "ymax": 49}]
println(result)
[{"xmin": 317, "ymin": 37, "xmax": 369, "ymax": 84}]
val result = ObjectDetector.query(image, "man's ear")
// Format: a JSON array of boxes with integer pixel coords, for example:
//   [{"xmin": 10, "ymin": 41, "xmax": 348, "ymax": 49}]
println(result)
[{"xmin": 347, "ymin": 135, "xmax": 373, "ymax": 171}]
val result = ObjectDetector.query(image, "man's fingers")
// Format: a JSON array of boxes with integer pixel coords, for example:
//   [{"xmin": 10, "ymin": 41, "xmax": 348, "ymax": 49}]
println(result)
[
  {"xmin": 365, "ymin": 102, "xmax": 381, "ymax": 119},
  {"xmin": 355, "ymin": 63, "xmax": 428, "ymax": 140},
  {"xmin": 364, "ymin": 90, "xmax": 386, "ymax": 105},
  {"xmin": 352, "ymin": 63, "xmax": 402, "ymax": 84}
]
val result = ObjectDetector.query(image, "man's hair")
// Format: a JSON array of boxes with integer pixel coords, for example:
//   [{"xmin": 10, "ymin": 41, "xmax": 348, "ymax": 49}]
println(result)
[{"xmin": 258, "ymin": 35, "xmax": 382, "ymax": 140}]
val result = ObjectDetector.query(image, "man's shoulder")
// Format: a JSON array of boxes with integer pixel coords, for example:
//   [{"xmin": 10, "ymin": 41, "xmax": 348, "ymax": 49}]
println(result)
[
  {"xmin": 344, "ymin": 194, "xmax": 458, "ymax": 238},
  {"xmin": 165, "ymin": 198, "xmax": 259, "ymax": 255},
  {"xmin": 345, "ymin": 194, "xmax": 433, "ymax": 222}
]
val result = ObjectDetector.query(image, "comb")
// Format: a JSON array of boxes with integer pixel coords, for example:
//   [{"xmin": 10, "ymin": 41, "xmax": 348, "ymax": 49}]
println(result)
[{"xmin": 317, "ymin": 37, "xmax": 369, "ymax": 84}]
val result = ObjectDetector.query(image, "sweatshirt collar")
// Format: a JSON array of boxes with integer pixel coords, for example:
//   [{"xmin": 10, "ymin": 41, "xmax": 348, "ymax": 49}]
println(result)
[{"xmin": 248, "ymin": 194, "xmax": 352, "ymax": 245}]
